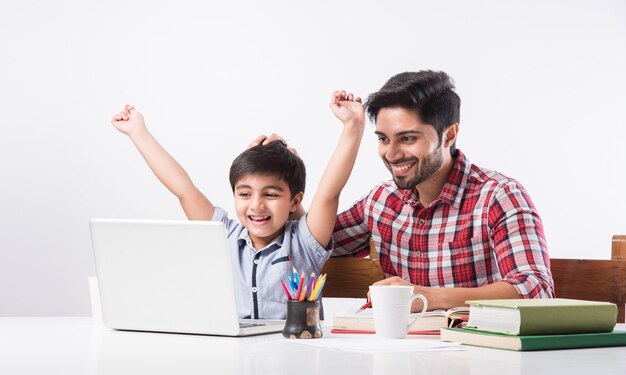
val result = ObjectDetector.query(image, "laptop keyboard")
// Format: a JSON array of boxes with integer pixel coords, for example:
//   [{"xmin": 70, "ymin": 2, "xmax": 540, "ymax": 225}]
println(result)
[{"xmin": 239, "ymin": 322, "xmax": 268, "ymax": 328}]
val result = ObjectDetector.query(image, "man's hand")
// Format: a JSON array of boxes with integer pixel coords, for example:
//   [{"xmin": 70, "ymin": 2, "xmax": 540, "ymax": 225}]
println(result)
[
  {"xmin": 111, "ymin": 104, "xmax": 146, "ymax": 136},
  {"xmin": 246, "ymin": 133, "xmax": 300, "ymax": 157},
  {"xmin": 370, "ymin": 276, "xmax": 429, "ymax": 312},
  {"xmin": 370, "ymin": 277, "xmax": 520, "ymax": 312},
  {"xmin": 330, "ymin": 90, "xmax": 365, "ymax": 127}
]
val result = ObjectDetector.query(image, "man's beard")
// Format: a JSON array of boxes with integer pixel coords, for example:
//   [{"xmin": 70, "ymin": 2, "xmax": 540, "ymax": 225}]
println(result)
[{"xmin": 386, "ymin": 148, "xmax": 443, "ymax": 190}]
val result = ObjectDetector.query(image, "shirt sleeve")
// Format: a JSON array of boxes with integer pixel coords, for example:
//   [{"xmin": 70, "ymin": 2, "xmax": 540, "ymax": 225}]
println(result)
[
  {"xmin": 332, "ymin": 193, "xmax": 372, "ymax": 258},
  {"xmin": 488, "ymin": 183, "xmax": 555, "ymax": 298},
  {"xmin": 293, "ymin": 215, "xmax": 333, "ymax": 271},
  {"xmin": 211, "ymin": 206, "xmax": 242, "ymax": 238}
]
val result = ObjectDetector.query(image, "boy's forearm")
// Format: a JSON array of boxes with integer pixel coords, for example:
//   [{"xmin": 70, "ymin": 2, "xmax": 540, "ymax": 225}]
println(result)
[
  {"xmin": 112, "ymin": 106, "xmax": 214, "ymax": 221},
  {"xmin": 307, "ymin": 121, "xmax": 363, "ymax": 246},
  {"xmin": 128, "ymin": 127, "xmax": 196, "ymax": 199},
  {"xmin": 315, "ymin": 123, "xmax": 363, "ymax": 202}
]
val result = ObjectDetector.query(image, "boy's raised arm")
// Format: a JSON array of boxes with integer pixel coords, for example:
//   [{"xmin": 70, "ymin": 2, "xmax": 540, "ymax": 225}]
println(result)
[
  {"xmin": 111, "ymin": 105, "xmax": 215, "ymax": 220},
  {"xmin": 306, "ymin": 91, "xmax": 365, "ymax": 248}
]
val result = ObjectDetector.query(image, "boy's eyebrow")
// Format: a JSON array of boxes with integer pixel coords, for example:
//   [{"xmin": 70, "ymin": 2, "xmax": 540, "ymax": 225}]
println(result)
[
  {"xmin": 264, "ymin": 185, "xmax": 285, "ymax": 191},
  {"xmin": 235, "ymin": 184, "xmax": 286, "ymax": 191}
]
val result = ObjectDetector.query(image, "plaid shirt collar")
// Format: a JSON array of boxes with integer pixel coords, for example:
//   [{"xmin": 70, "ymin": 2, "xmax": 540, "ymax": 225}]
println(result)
[{"xmin": 400, "ymin": 149, "xmax": 470, "ymax": 209}]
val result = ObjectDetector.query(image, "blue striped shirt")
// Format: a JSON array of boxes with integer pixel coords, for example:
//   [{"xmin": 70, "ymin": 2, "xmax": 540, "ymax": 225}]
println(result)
[{"xmin": 212, "ymin": 207, "xmax": 331, "ymax": 319}]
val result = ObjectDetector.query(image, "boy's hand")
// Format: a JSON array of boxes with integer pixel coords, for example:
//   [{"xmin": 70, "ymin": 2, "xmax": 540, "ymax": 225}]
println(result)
[
  {"xmin": 330, "ymin": 91, "xmax": 365, "ymax": 127},
  {"xmin": 111, "ymin": 104, "xmax": 146, "ymax": 136}
]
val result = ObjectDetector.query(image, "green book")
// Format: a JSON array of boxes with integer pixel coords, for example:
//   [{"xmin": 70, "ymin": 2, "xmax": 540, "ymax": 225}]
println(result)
[
  {"xmin": 441, "ymin": 327, "xmax": 626, "ymax": 351},
  {"xmin": 464, "ymin": 298, "xmax": 617, "ymax": 335}
]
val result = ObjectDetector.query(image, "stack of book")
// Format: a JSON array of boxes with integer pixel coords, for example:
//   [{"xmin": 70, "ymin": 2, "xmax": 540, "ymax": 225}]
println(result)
[{"xmin": 440, "ymin": 298, "xmax": 626, "ymax": 351}]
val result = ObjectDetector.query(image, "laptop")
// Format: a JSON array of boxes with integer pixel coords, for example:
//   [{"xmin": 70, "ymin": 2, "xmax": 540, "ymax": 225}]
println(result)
[{"xmin": 89, "ymin": 218, "xmax": 285, "ymax": 336}]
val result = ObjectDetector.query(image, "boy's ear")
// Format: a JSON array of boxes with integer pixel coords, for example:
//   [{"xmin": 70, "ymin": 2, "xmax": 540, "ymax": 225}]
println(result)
[{"xmin": 289, "ymin": 192, "xmax": 304, "ymax": 212}]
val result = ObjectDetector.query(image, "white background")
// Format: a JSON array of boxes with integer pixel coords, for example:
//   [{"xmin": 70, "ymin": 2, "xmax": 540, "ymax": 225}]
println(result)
[{"xmin": 1, "ymin": 0, "xmax": 625, "ymax": 316}]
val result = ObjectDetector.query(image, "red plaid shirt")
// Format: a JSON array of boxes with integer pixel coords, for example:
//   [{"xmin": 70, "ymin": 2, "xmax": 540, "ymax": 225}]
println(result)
[{"xmin": 333, "ymin": 150, "xmax": 554, "ymax": 298}]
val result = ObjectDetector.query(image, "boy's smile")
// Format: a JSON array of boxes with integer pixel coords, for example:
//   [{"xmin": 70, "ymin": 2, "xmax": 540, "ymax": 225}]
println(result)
[
  {"xmin": 248, "ymin": 215, "xmax": 271, "ymax": 223},
  {"xmin": 234, "ymin": 174, "xmax": 302, "ymax": 251}
]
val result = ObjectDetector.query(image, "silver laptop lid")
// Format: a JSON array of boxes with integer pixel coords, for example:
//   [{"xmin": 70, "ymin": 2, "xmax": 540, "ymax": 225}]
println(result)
[{"xmin": 90, "ymin": 219, "xmax": 242, "ymax": 336}]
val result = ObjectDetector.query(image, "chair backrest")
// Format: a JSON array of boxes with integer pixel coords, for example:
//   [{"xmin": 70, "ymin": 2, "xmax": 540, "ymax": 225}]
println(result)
[
  {"xmin": 550, "ymin": 258, "xmax": 626, "ymax": 323},
  {"xmin": 320, "ymin": 242, "xmax": 384, "ymax": 298},
  {"xmin": 321, "ymin": 243, "xmax": 626, "ymax": 323}
]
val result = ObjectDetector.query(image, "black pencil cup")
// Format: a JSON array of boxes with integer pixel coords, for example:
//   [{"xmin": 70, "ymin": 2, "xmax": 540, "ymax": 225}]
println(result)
[{"xmin": 282, "ymin": 300, "xmax": 323, "ymax": 339}]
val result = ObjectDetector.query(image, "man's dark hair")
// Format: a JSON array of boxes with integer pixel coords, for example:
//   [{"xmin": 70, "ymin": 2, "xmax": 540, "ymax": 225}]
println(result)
[
  {"xmin": 365, "ymin": 70, "xmax": 461, "ymax": 154},
  {"xmin": 229, "ymin": 141, "xmax": 306, "ymax": 198}
]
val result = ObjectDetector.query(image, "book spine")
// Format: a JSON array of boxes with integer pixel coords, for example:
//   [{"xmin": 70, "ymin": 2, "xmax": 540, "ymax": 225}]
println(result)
[
  {"xmin": 521, "ymin": 331, "xmax": 626, "ymax": 351},
  {"xmin": 518, "ymin": 304, "xmax": 617, "ymax": 335}
]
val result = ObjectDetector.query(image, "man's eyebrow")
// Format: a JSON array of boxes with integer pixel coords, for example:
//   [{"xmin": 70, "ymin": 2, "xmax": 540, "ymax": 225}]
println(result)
[
  {"xmin": 374, "ymin": 130, "xmax": 422, "ymax": 137},
  {"xmin": 396, "ymin": 130, "xmax": 422, "ymax": 136}
]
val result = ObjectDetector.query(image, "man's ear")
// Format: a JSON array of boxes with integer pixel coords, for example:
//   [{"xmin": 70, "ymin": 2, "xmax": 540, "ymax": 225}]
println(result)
[
  {"xmin": 443, "ymin": 123, "xmax": 459, "ymax": 148},
  {"xmin": 289, "ymin": 192, "xmax": 304, "ymax": 212}
]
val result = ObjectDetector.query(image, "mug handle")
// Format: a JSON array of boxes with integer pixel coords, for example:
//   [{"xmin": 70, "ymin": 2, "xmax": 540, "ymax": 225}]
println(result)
[{"xmin": 406, "ymin": 294, "xmax": 428, "ymax": 332}]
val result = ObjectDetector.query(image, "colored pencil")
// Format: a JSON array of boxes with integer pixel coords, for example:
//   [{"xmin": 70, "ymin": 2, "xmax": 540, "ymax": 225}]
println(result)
[
  {"xmin": 310, "ymin": 276, "xmax": 326, "ymax": 301},
  {"xmin": 355, "ymin": 301, "xmax": 372, "ymax": 314},
  {"xmin": 308, "ymin": 273, "xmax": 326, "ymax": 301},
  {"xmin": 294, "ymin": 274, "xmax": 305, "ymax": 300},
  {"xmin": 280, "ymin": 280, "xmax": 293, "ymax": 300},
  {"xmin": 299, "ymin": 285, "xmax": 308, "ymax": 301}
]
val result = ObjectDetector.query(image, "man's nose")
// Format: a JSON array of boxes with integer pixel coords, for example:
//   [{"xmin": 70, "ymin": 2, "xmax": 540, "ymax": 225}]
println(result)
[{"xmin": 384, "ymin": 143, "xmax": 403, "ymax": 162}]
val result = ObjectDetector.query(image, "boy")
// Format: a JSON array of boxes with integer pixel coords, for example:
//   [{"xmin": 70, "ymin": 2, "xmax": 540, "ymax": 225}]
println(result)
[{"xmin": 111, "ymin": 91, "xmax": 364, "ymax": 319}]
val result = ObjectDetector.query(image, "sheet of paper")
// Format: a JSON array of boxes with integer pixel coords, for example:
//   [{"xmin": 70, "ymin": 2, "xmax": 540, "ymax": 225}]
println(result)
[{"xmin": 282, "ymin": 336, "xmax": 462, "ymax": 354}]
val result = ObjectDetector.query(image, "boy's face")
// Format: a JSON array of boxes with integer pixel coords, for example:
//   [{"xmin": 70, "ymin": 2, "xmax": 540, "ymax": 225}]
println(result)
[
  {"xmin": 234, "ymin": 174, "xmax": 302, "ymax": 250},
  {"xmin": 374, "ymin": 107, "xmax": 447, "ymax": 190}
]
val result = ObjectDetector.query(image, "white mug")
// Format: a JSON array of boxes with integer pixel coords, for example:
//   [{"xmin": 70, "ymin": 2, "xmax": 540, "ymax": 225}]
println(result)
[{"xmin": 369, "ymin": 285, "xmax": 428, "ymax": 339}]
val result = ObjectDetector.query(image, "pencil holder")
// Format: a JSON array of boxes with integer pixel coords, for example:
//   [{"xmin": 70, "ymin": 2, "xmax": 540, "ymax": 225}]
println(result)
[{"xmin": 282, "ymin": 300, "xmax": 323, "ymax": 339}]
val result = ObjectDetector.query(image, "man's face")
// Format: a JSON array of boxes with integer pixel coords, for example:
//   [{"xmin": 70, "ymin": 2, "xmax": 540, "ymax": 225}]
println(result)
[
  {"xmin": 234, "ymin": 174, "xmax": 302, "ymax": 250},
  {"xmin": 375, "ymin": 107, "xmax": 444, "ymax": 190}
]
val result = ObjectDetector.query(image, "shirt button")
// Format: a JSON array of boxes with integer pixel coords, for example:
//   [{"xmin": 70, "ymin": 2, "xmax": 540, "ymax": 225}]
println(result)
[
  {"xmin": 418, "ymin": 219, "xmax": 425, "ymax": 225},
  {"xmin": 251, "ymin": 287, "xmax": 258, "ymax": 293},
  {"xmin": 416, "ymin": 251, "xmax": 422, "ymax": 257},
  {"xmin": 254, "ymin": 259, "xmax": 260, "ymax": 265}
]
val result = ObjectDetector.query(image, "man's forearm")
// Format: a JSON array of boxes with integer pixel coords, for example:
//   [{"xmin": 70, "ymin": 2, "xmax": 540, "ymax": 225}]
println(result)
[{"xmin": 415, "ymin": 281, "xmax": 519, "ymax": 311}]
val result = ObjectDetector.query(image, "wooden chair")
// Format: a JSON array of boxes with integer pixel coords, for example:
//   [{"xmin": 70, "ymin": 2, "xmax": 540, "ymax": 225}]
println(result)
[
  {"xmin": 320, "ymin": 243, "xmax": 626, "ymax": 323},
  {"xmin": 612, "ymin": 235, "xmax": 626, "ymax": 260},
  {"xmin": 320, "ymin": 242, "xmax": 384, "ymax": 298},
  {"xmin": 550, "ymin": 258, "xmax": 626, "ymax": 323}
]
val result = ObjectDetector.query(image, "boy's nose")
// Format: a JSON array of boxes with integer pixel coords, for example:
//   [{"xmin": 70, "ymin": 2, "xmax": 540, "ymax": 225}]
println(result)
[{"xmin": 251, "ymin": 197, "xmax": 266, "ymax": 210}]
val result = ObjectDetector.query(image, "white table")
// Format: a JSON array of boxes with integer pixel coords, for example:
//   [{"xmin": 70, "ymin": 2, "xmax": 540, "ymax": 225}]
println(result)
[{"xmin": 1, "ymin": 318, "xmax": 625, "ymax": 375}]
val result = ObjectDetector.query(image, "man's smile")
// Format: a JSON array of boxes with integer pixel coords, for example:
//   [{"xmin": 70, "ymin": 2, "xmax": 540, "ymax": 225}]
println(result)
[
  {"xmin": 390, "ymin": 162, "xmax": 416, "ymax": 173},
  {"xmin": 386, "ymin": 158, "xmax": 418, "ymax": 176}
]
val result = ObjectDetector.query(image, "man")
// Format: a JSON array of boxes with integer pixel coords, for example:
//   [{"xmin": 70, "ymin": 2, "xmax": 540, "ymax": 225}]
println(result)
[{"xmin": 332, "ymin": 70, "xmax": 554, "ymax": 312}]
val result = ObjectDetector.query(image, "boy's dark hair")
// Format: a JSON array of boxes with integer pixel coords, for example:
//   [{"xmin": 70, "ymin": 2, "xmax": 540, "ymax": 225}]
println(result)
[
  {"xmin": 229, "ymin": 141, "xmax": 306, "ymax": 198},
  {"xmin": 365, "ymin": 70, "xmax": 461, "ymax": 155}
]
